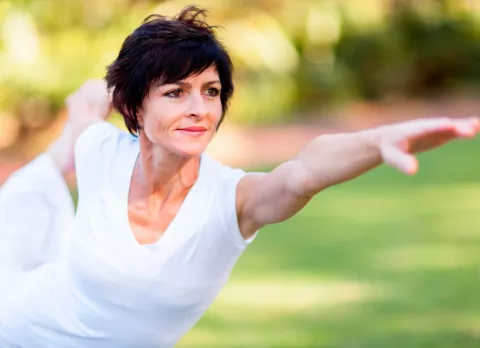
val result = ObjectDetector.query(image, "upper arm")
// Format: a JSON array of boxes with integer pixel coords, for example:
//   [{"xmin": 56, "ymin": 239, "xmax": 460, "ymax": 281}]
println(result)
[{"xmin": 236, "ymin": 160, "xmax": 313, "ymax": 239}]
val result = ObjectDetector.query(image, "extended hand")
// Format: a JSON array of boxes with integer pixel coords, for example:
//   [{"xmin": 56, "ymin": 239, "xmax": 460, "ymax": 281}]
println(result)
[{"xmin": 377, "ymin": 117, "xmax": 480, "ymax": 175}]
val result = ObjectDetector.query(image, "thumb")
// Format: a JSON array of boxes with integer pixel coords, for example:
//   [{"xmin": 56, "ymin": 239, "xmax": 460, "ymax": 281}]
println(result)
[{"xmin": 381, "ymin": 144, "xmax": 418, "ymax": 175}]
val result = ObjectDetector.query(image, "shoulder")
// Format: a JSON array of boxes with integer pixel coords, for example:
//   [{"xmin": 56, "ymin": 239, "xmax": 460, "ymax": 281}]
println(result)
[
  {"xmin": 74, "ymin": 122, "xmax": 135, "ymax": 187},
  {"xmin": 75, "ymin": 122, "xmax": 127, "ymax": 159},
  {"xmin": 200, "ymin": 154, "xmax": 246, "ymax": 184},
  {"xmin": 200, "ymin": 154, "xmax": 258, "ymax": 245},
  {"xmin": 197, "ymin": 154, "xmax": 246, "ymax": 218},
  {"xmin": 74, "ymin": 122, "xmax": 135, "ymax": 166}
]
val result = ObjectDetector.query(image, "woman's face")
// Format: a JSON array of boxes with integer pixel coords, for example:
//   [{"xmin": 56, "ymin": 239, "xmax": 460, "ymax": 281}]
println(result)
[{"xmin": 138, "ymin": 65, "xmax": 223, "ymax": 157}]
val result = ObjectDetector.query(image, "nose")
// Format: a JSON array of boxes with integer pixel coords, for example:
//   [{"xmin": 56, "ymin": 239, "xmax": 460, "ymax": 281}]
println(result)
[{"xmin": 187, "ymin": 92, "xmax": 209, "ymax": 119}]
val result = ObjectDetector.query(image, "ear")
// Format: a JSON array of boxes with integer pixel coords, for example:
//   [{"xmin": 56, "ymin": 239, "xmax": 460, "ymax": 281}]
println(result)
[{"xmin": 136, "ymin": 108, "xmax": 144, "ymax": 130}]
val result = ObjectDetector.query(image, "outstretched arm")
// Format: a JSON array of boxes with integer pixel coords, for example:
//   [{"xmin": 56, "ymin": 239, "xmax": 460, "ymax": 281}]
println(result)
[{"xmin": 236, "ymin": 117, "xmax": 480, "ymax": 238}]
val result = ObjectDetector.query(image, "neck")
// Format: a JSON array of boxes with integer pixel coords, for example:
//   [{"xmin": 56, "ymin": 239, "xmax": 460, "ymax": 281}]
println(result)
[{"xmin": 134, "ymin": 133, "xmax": 201, "ymax": 198}]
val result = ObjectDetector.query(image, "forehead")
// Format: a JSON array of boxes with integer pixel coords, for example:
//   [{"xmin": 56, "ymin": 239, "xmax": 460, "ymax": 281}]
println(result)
[{"xmin": 183, "ymin": 65, "xmax": 219, "ymax": 83}]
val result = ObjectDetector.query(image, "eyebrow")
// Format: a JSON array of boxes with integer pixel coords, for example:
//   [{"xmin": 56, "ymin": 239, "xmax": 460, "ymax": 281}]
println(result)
[
  {"xmin": 203, "ymin": 80, "xmax": 221, "ymax": 87},
  {"xmin": 169, "ymin": 80, "xmax": 221, "ymax": 88}
]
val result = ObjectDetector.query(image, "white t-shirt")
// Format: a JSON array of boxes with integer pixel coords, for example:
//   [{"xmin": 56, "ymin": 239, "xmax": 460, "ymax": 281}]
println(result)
[{"xmin": 0, "ymin": 123, "xmax": 254, "ymax": 347}]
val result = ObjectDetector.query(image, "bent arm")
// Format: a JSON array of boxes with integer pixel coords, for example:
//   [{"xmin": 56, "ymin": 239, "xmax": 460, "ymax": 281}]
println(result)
[{"xmin": 47, "ymin": 80, "xmax": 111, "ymax": 175}]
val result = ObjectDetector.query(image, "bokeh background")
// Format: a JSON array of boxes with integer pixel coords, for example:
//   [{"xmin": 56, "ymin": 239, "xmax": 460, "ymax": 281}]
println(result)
[{"xmin": 1, "ymin": 0, "xmax": 480, "ymax": 347}]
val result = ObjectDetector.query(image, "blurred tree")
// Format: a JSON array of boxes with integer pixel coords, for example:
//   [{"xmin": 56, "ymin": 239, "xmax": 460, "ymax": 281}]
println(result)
[
  {"xmin": 0, "ymin": 0, "xmax": 479, "ymax": 148},
  {"xmin": 335, "ymin": 0, "xmax": 480, "ymax": 101}
]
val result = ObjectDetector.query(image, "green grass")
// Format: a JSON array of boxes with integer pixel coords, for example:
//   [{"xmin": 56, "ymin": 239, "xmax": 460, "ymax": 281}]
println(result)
[{"xmin": 177, "ymin": 137, "xmax": 480, "ymax": 347}]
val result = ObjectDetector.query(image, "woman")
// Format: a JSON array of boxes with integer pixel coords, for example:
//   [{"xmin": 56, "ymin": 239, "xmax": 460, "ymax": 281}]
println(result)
[{"xmin": 0, "ymin": 6, "xmax": 478, "ymax": 348}]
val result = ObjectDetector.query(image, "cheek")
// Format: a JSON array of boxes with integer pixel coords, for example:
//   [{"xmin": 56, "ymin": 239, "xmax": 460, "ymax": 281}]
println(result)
[
  {"xmin": 210, "ymin": 101, "xmax": 223, "ymax": 125},
  {"xmin": 143, "ymin": 103, "xmax": 175, "ymax": 133}
]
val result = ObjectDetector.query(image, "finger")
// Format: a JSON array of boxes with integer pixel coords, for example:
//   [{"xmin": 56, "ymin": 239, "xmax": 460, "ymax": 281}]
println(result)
[
  {"xmin": 381, "ymin": 144, "xmax": 418, "ymax": 175},
  {"xmin": 403, "ymin": 118, "xmax": 455, "ymax": 138},
  {"xmin": 403, "ymin": 117, "xmax": 480, "ymax": 142},
  {"xmin": 453, "ymin": 118, "xmax": 480, "ymax": 138},
  {"xmin": 455, "ymin": 125, "xmax": 476, "ymax": 138}
]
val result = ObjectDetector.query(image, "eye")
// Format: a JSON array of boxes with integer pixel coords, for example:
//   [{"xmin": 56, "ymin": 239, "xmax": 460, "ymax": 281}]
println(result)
[
  {"xmin": 205, "ymin": 87, "xmax": 220, "ymax": 97},
  {"xmin": 165, "ymin": 89, "xmax": 183, "ymax": 99}
]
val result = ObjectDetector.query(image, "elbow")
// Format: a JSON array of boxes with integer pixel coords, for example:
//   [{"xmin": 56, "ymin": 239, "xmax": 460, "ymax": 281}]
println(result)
[{"xmin": 286, "ymin": 159, "xmax": 327, "ymax": 197}]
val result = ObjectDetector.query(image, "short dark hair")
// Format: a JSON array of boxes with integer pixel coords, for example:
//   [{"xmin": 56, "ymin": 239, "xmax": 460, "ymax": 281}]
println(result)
[{"xmin": 105, "ymin": 5, "xmax": 234, "ymax": 135}]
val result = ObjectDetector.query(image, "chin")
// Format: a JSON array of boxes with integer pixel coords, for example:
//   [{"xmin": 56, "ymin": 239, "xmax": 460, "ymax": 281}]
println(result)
[{"xmin": 172, "ymin": 143, "xmax": 208, "ymax": 158}]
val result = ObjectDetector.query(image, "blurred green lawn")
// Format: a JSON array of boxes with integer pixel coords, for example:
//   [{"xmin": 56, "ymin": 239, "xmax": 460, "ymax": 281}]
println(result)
[{"xmin": 178, "ymin": 137, "xmax": 480, "ymax": 348}]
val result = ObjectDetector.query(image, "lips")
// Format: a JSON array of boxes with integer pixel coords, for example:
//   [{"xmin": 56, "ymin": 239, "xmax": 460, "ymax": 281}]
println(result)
[
  {"xmin": 176, "ymin": 126, "xmax": 208, "ymax": 137},
  {"xmin": 178, "ymin": 126, "xmax": 207, "ymax": 132}
]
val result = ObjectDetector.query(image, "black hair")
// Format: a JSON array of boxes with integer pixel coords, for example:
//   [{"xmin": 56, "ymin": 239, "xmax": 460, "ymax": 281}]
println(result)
[{"xmin": 106, "ymin": 5, "xmax": 234, "ymax": 135}]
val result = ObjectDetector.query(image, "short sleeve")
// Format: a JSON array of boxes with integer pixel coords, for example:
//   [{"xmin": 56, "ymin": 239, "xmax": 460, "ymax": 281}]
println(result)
[
  {"xmin": 74, "ymin": 122, "xmax": 119, "ymax": 169},
  {"xmin": 216, "ymin": 166, "xmax": 257, "ymax": 249},
  {"xmin": 74, "ymin": 122, "xmax": 124, "ymax": 195}
]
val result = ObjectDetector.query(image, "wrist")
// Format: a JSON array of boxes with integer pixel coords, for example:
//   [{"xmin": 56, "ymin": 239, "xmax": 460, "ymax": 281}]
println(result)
[{"xmin": 46, "ymin": 123, "xmax": 75, "ymax": 176}]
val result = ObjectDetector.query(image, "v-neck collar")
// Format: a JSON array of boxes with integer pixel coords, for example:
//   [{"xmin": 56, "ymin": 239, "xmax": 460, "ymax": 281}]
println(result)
[{"xmin": 120, "ymin": 139, "xmax": 206, "ymax": 254}]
